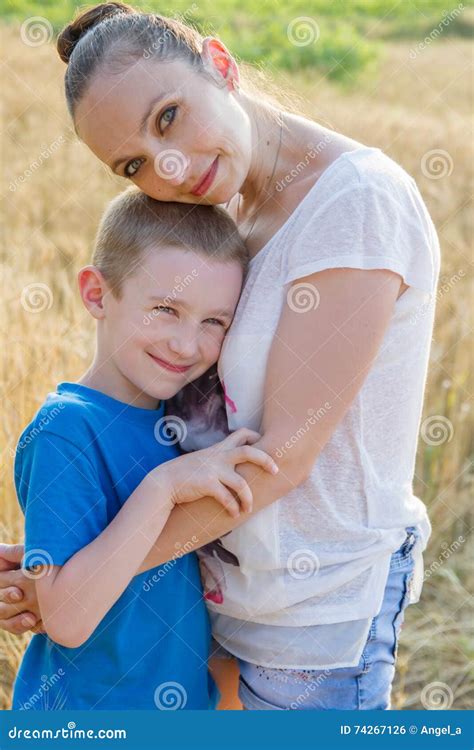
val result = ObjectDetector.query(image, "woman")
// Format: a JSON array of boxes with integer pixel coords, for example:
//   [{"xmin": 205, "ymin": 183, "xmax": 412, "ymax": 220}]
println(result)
[{"xmin": 0, "ymin": 2, "xmax": 440, "ymax": 710}]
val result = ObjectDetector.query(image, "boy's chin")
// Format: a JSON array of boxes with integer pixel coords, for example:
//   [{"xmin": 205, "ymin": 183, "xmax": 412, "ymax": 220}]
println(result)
[{"xmin": 142, "ymin": 380, "xmax": 187, "ymax": 401}]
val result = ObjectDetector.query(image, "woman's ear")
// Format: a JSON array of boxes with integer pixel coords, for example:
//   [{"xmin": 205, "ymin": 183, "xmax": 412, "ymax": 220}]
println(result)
[
  {"xmin": 77, "ymin": 265, "xmax": 109, "ymax": 319},
  {"xmin": 201, "ymin": 37, "xmax": 240, "ymax": 91}
]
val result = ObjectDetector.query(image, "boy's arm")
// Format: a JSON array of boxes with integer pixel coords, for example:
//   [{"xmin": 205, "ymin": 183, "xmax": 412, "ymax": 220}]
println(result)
[
  {"xmin": 36, "ymin": 428, "xmax": 276, "ymax": 647},
  {"xmin": 36, "ymin": 468, "xmax": 173, "ymax": 648}
]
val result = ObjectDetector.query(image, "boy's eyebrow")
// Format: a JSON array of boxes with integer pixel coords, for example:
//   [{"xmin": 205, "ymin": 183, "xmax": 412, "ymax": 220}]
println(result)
[
  {"xmin": 148, "ymin": 295, "xmax": 234, "ymax": 319},
  {"xmin": 110, "ymin": 91, "xmax": 171, "ymax": 174}
]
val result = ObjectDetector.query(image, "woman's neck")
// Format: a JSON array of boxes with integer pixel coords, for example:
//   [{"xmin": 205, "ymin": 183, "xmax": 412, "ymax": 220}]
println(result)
[{"xmin": 235, "ymin": 97, "xmax": 328, "ymax": 219}]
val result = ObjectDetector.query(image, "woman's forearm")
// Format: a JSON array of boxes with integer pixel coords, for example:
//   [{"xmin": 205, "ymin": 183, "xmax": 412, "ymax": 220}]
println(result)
[
  {"xmin": 38, "ymin": 468, "xmax": 174, "ymax": 647},
  {"xmin": 137, "ymin": 434, "xmax": 308, "ymax": 572}
]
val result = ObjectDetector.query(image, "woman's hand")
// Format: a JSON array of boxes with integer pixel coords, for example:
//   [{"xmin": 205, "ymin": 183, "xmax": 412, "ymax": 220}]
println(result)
[
  {"xmin": 0, "ymin": 544, "xmax": 41, "ymax": 634},
  {"xmin": 159, "ymin": 428, "xmax": 279, "ymax": 518}
]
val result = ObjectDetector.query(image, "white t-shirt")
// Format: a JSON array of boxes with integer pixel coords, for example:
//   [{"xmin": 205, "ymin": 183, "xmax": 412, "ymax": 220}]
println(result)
[{"xmin": 199, "ymin": 146, "xmax": 440, "ymax": 669}]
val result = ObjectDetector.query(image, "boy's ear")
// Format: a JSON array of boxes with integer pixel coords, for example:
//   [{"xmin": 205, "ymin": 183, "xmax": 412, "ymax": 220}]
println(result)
[{"xmin": 78, "ymin": 265, "xmax": 110, "ymax": 319}]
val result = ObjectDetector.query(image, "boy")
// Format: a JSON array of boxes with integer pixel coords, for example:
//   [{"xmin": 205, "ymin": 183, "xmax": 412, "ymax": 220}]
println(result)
[{"xmin": 12, "ymin": 188, "xmax": 278, "ymax": 710}]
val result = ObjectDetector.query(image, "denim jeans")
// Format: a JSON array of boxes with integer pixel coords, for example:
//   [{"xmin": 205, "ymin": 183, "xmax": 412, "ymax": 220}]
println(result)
[{"xmin": 236, "ymin": 527, "xmax": 419, "ymax": 710}]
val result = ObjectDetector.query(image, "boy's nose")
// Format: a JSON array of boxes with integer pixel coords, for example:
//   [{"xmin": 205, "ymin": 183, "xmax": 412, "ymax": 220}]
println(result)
[
  {"xmin": 153, "ymin": 149, "xmax": 190, "ymax": 187},
  {"xmin": 167, "ymin": 333, "xmax": 199, "ymax": 359}
]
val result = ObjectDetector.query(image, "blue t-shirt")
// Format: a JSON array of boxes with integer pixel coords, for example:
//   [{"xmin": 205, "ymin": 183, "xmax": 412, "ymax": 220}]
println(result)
[{"xmin": 12, "ymin": 382, "xmax": 217, "ymax": 710}]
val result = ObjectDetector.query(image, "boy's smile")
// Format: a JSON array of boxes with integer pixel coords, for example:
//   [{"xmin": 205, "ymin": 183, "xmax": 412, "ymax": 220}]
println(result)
[{"xmin": 146, "ymin": 352, "xmax": 194, "ymax": 374}]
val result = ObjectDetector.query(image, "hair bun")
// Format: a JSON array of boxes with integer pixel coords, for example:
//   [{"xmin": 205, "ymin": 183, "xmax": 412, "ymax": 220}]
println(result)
[{"xmin": 57, "ymin": 2, "xmax": 136, "ymax": 63}]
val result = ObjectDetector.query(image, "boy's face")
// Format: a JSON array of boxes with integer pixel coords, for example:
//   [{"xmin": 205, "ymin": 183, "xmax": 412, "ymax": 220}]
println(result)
[{"xmin": 97, "ymin": 246, "xmax": 243, "ymax": 407}]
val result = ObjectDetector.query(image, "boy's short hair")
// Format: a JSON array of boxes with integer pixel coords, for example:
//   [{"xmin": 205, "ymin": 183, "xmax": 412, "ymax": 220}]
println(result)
[{"xmin": 92, "ymin": 186, "xmax": 248, "ymax": 297}]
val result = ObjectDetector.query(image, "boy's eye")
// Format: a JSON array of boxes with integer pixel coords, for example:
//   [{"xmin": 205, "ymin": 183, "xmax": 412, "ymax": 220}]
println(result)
[
  {"xmin": 153, "ymin": 305, "xmax": 175, "ymax": 315},
  {"xmin": 158, "ymin": 106, "xmax": 177, "ymax": 133},
  {"xmin": 205, "ymin": 318, "xmax": 226, "ymax": 327},
  {"xmin": 124, "ymin": 158, "xmax": 144, "ymax": 178}
]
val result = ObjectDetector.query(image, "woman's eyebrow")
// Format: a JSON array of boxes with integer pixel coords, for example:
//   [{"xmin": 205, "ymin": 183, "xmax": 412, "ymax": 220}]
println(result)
[{"xmin": 110, "ymin": 91, "xmax": 171, "ymax": 174}]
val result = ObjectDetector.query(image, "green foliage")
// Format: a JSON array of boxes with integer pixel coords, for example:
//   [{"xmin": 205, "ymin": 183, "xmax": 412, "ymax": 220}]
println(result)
[{"xmin": 1, "ymin": 0, "xmax": 472, "ymax": 82}]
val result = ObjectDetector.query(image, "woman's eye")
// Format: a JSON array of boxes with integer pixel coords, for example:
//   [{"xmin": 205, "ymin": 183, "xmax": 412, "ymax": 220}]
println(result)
[
  {"xmin": 124, "ymin": 158, "xmax": 144, "ymax": 178},
  {"xmin": 158, "ymin": 106, "xmax": 177, "ymax": 132}
]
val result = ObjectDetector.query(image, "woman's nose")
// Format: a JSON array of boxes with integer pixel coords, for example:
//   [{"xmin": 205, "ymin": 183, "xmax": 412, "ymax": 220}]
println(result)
[{"xmin": 153, "ymin": 148, "xmax": 190, "ymax": 187}]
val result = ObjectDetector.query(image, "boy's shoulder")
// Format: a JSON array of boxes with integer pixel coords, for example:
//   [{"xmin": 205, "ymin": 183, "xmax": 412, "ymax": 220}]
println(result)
[{"xmin": 17, "ymin": 384, "xmax": 100, "ymax": 452}]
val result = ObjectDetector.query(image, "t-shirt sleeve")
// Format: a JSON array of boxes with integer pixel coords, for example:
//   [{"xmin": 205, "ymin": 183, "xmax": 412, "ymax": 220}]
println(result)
[
  {"xmin": 283, "ymin": 176, "xmax": 439, "ymax": 295},
  {"xmin": 15, "ymin": 431, "xmax": 108, "ymax": 568}
]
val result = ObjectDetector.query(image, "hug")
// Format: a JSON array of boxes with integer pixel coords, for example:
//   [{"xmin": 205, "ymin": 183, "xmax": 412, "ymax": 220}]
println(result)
[{"xmin": 1, "ymin": 1, "xmax": 440, "ymax": 711}]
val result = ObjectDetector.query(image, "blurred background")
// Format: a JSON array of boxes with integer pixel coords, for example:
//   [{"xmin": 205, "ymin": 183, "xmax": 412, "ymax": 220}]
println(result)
[{"xmin": 1, "ymin": 0, "xmax": 473, "ymax": 710}]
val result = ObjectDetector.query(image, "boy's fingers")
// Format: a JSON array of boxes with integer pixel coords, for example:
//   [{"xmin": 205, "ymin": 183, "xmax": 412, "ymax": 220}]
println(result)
[
  {"xmin": 231, "ymin": 446, "xmax": 279, "ymax": 474},
  {"xmin": 0, "ymin": 587, "xmax": 24, "ymax": 604},
  {"xmin": 211, "ymin": 483, "xmax": 240, "ymax": 518},
  {"xmin": 221, "ymin": 472, "xmax": 253, "ymax": 513},
  {"xmin": 224, "ymin": 429, "xmax": 261, "ymax": 448}
]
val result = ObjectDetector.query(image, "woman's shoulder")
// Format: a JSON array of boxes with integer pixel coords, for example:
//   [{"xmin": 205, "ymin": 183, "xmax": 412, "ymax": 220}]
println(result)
[{"xmin": 320, "ymin": 145, "xmax": 418, "ymax": 196}]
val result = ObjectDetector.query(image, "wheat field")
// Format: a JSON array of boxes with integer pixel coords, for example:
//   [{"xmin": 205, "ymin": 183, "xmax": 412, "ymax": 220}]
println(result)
[{"xmin": 1, "ymin": 22, "xmax": 473, "ymax": 710}]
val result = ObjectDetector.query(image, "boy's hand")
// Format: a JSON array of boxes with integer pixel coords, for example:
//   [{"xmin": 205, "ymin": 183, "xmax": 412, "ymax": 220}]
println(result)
[{"xmin": 160, "ymin": 428, "xmax": 279, "ymax": 518}]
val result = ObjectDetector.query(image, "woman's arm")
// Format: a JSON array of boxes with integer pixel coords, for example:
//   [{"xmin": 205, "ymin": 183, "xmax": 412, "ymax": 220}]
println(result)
[{"xmin": 138, "ymin": 267, "xmax": 403, "ymax": 571}]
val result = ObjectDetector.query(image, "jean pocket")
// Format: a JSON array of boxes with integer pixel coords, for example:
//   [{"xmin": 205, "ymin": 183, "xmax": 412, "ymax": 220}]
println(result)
[
  {"xmin": 391, "ymin": 569, "xmax": 415, "ymax": 660},
  {"xmin": 389, "ymin": 527, "xmax": 419, "ymax": 572}
]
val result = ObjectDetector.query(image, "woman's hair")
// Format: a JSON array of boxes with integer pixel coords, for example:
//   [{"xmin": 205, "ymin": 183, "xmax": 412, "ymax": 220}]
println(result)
[
  {"xmin": 56, "ymin": 2, "xmax": 298, "ymax": 123},
  {"xmin": 92, "ymin": 186, "xmax": 248, "ymax": 297},
  {"xmin": 57, "ymin": 2, "xmax": 223, "ymax": 117}
]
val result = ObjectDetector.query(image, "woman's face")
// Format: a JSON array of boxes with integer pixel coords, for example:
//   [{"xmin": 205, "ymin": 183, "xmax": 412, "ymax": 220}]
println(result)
[{"xmin": 75, "ymin": 48, "xmax": 252, "ymax": 205}]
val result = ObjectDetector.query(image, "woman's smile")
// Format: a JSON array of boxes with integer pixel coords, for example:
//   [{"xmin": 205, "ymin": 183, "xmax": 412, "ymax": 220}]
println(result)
[{"xmin": 191, "ymin": 156, "xmax": 220, "ymax": 196}]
